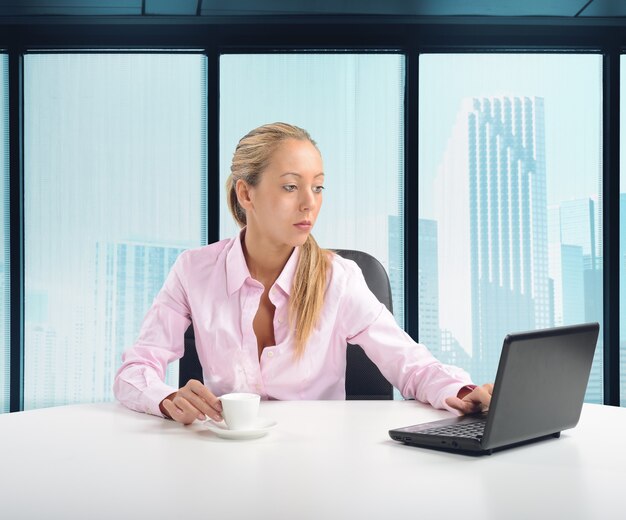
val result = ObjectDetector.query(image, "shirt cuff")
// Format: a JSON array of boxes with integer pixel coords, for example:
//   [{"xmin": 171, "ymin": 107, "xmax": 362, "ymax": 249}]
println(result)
[
  {"xmin": 457, "ymin": 384, "xmax": 478, "ymax": 399},
  {"xmin": 143, "ymin": 379, "xmax": 178, "ymax": 418},
  {"xmin": 440, "ymin": 382, "xmax": 476, "ymax": 415}
]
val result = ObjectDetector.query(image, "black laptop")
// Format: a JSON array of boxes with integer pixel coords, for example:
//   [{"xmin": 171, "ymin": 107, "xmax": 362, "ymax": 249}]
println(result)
[{"xmin": 389, "ymin": 322, "xmax": 599, "ymax": 455}]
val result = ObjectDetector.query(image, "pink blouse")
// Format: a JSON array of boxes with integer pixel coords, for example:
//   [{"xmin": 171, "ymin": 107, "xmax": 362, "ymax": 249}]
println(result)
[{"xmin": 113, "ymin": 231, "xmax": 474, "ymax": 417}]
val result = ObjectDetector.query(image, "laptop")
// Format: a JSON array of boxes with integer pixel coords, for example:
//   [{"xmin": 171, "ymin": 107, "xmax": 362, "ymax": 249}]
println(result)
[{"xmin": 389, "ymin": 322, "xmax": 599, "ymax": 455}]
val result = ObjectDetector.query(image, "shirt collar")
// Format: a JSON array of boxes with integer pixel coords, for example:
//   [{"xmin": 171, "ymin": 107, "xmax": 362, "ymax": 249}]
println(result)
[
  {"xmin": 226, "ymin": 228, "xmax": 300, "ymax": 297},
  {"xmin": 274, "ymin": 246, "xmax": 299, "ymax": 297},
  {"xmin": 226, "ymin": 229, "xmax": 251, "ymax": 295}
]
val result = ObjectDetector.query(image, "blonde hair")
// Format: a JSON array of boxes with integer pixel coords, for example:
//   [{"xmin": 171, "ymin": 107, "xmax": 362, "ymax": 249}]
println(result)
[{"xmin": 226, "ymin": 122, "xmax": 331, "ymax": 357}]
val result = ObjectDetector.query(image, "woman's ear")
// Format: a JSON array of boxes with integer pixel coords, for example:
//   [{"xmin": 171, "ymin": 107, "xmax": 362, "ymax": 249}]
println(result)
[{"xmin": 235, "ymin": 179, "xmax": 254, "ymax": 211}]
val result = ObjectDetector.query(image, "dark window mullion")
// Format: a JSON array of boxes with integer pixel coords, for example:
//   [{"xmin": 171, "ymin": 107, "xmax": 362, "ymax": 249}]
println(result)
[
  {"xmin": 9, "ymin": 49, "xmax": 24, "ymax": 413},
  {"xmin": 603, "ymin": 46, "xmax": 620, "ymax": 407},
  {"xmin": 405, "ymin": 52, "xmax": 419, "ymax": 340},
  {"xmin": 207, "ymin": 47, "xmax": 220, "ymax": 246}
]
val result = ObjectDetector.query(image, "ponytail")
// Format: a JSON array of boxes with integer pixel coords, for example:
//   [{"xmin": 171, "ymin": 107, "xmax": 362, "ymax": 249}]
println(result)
[{"xmin": 226, "ymin": 122, "xmax": 331, "ymax": 356}]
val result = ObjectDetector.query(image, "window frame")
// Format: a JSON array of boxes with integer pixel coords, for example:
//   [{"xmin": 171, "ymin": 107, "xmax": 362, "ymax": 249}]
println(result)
[{"xmin": 1, "ymin": 19, "xmax": 622, "ymax": 410}]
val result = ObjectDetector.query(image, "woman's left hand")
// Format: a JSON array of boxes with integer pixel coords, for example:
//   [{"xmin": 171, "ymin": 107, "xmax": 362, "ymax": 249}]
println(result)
[{"xmin": 445, "ymin": 383, "xmax": 493, "ymax": 415}]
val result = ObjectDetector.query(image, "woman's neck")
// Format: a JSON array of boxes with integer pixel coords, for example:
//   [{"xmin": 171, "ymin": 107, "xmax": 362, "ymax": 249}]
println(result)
[{"xmin": 241, "ymin": 229, "xmax": 294, "ymax": 287}]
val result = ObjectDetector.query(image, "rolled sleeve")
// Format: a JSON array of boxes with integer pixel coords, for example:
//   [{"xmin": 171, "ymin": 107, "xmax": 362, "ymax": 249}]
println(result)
[{"xmin": 339, "ymin": 261, "xmax": 474, "ymax": 412}]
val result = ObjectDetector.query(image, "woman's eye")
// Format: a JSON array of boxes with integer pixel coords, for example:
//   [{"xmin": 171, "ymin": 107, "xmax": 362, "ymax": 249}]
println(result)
[
  {"xmin": 313, "ymin": 186, "xmax": 325, "ymax": 194},
  {"xmin": 283, "ymin": 185, "xmax": 297, "ymax": 192}
]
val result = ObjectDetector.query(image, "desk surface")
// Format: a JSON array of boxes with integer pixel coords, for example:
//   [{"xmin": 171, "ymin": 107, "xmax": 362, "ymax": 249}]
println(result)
[{"xmin": 0, "ymin": 401, "xmax": 623, "ymax": 520}]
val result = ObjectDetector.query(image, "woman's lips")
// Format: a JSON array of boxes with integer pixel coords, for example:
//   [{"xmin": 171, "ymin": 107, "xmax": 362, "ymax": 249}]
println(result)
[{"xmin": 294, "ymin": 221, "xmax": 312, "ymax": 231}]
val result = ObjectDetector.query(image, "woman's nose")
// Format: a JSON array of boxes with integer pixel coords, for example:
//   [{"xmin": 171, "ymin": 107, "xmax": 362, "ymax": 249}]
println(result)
[{"xmin": 300, "ymin": 190, "xmax": 315, "ymax": 212}]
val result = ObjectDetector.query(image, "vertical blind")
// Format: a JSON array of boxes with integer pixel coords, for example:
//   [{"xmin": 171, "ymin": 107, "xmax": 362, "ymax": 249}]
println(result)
[{"xmin": 23, "ymin": 53, "xmax": 207, "ymax": 409}]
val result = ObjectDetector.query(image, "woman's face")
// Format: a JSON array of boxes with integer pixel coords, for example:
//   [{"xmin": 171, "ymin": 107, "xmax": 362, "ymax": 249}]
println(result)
[{"xmin": 242, "ymin": 138, "xmax": 324, "ymax": 250}]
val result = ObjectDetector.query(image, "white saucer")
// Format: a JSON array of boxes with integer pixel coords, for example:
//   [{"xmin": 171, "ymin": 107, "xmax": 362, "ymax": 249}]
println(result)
[{"xmin": 204, "ymin": 417, "xmax": 278, "ymax": 440}]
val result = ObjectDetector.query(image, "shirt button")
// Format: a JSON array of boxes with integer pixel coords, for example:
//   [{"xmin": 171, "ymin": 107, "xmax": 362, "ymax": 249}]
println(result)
[
  {"xmin": 277, "ymin": 317, "xmax": 283, "ymax": 324},
  {"xmin": 268, "ymin": 351, "xmax": 274, "ymax": 358}
]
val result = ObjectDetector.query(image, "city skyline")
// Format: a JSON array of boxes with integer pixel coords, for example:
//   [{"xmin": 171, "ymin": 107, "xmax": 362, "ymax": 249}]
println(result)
[
  {"xmin": 0, "ymin": 190, "xmax": 615, "ymax": 407},
  {"xmin": 419, "ymin": 54, "xmax": 605, "ymax": 401},
  {"xmin": 417, "ymin": 93, "xmax": 604, "ymax": 401},
  {"xmin": 24, "ymin": 239, "xmax": 184, "ymax": 409}
]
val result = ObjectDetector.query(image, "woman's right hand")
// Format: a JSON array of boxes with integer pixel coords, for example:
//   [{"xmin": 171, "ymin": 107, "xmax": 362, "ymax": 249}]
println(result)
[{"xmin": 159, "ymin": 379, "xmax": 223, "ymax": 425}]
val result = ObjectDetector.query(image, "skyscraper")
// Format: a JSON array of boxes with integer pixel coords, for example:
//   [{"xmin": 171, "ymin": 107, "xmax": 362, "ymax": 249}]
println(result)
[
  {"xmin": 548, "ymin": 202, "xmax": 589, "ymax": 326},
  {"xmin": 560, "ymin": 198, "xmax": 597, "ymax": 270},
  {"xmin": 549, "ymin": 198, "xmax": 603, "ymax": 402},
  {"xmin": 434, "ymin": 96, "xmax": 550, "ymax": 384}
]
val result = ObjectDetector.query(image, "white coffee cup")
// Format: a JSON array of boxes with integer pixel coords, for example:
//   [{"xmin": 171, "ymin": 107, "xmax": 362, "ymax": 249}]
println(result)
[{"xmin": 218, "ymin": 393, "xmax": 261, "ymax": 430}]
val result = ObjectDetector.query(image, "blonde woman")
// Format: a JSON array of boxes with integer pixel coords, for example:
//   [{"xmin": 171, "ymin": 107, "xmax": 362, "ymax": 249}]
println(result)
[{"xmin": 114, "ymin": 122, "xmax": 493, "ymax": 424}]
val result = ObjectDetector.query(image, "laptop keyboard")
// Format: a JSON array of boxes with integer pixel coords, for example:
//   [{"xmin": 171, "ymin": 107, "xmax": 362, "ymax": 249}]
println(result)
[{"xmin": 419, "ymin": 420, "xmax": 486, "ymax": 439}]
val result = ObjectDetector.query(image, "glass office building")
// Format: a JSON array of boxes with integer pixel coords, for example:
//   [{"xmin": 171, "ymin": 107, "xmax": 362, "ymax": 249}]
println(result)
[
  {"xmin": 420, "ymin": 55, "xmax": 603, "ymax": 401},
  {"xmin": 435, "ymin": 96, "xmax": 550, "ymax": 385}
]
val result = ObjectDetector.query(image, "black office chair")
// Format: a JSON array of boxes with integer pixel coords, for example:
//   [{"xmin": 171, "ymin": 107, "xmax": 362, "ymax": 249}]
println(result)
[{"xmin": 179, "ymin": 249, "xmax": 394, "ymax": 400}]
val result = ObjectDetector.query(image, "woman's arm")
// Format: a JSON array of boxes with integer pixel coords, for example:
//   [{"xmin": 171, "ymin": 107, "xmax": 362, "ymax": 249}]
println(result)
[
  {"xmin": 113, "ymin": 252, "xmax": 193, "ymax": 417},
  {"xmin": 337, "ymin": 260, "xmax": 490, "ymax": 414}
]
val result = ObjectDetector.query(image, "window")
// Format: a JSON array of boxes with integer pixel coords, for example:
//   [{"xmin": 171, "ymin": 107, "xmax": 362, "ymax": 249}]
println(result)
[
  {"xmin": 219, "ymin": 53, "xmax": 405, "ymax": 327},
  {"xmin": 419, "ymin": 54, "xmax": 603, "ymax": 402},
  {"xmin": 24, "ymin": 53, "xmax": 207, "ymax": 409},
  {"xmin": 0, "ymin": 53, "xmax": 8, "ymax": 413}
]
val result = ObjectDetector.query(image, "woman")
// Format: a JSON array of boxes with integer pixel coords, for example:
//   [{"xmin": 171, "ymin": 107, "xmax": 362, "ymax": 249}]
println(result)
[{"xmin": 114, "ymin": 122, "xmax": 492, "ymax": 425}]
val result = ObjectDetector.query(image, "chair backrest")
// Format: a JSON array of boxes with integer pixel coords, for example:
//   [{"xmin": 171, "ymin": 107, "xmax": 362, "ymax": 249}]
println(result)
[
  {"xmin": 334, "ymin": 249, "xmax": 394, "ymax": 400},
  {"xmin": 179, "ymin": 249, "xmax": 394, "ymax": 400}
]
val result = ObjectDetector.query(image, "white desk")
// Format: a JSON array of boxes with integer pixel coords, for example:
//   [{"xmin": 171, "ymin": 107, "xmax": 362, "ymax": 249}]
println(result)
[{"xmin": 0, "ymin": 401, "xmax": 623, "ymax": 520}]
